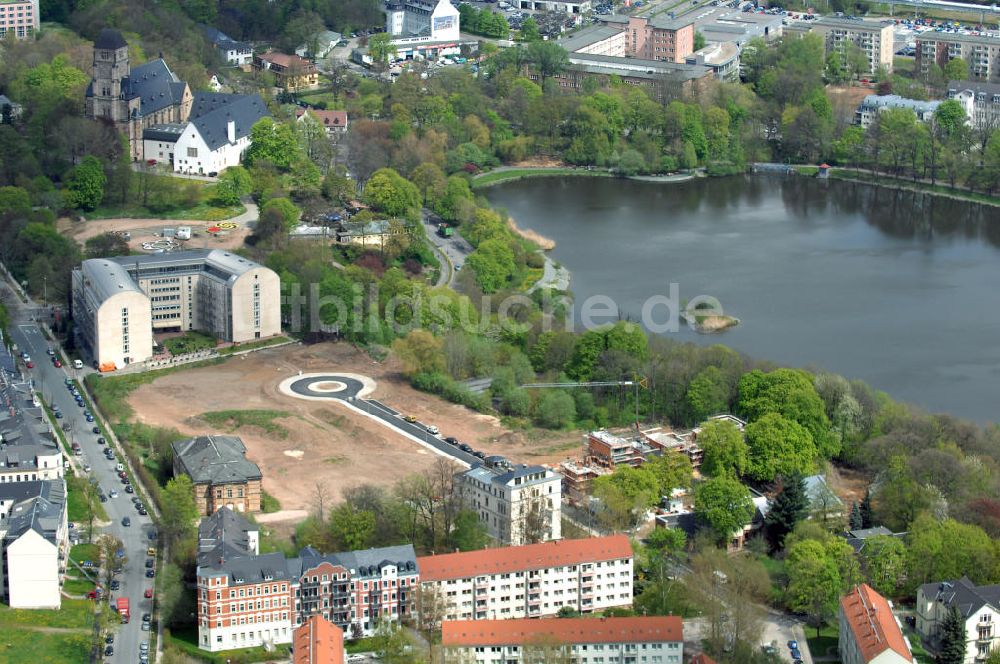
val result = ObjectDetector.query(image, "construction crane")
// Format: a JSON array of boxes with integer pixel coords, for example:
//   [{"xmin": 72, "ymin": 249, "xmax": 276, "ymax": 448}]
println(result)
[{"xmin": 520, "ymin": 378, "xmax": 647, "ymax": 428}]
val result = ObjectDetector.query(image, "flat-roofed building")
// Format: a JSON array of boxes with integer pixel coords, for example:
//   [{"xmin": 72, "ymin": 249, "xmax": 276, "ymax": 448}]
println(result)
[
  {"xmin": 440, "ymin": 616, "xmax": 684, "ymax": 664},
  {"xmin": 789, "ymin": 17, "xmax": 894, "ymax": 75},
  {"xmin": 417, "ymin": 535, "xmax": 634, "ymax": 622},
  {"xmin": 917, "ymin": 32, "xmax": 1000, "ymax": 84},
  {"xmin": 72, "ymin": 249, "xmax": 281, "ymax": 369},
  {"xmin": 0, "ymin": 0, "xmax": 38, "ymax": 39}
]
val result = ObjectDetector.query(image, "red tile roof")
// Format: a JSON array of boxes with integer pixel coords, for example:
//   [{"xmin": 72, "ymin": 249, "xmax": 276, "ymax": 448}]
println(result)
[
  {"xmin": 293, "ymin": 615, "xmax": 344, "ymax": 664},
  {"xmin": 257, "ymin": 51, "xmax": 315, "ymax": 70},
  {"xmin": 442, "ymin": 616, "xmax": 683, "ymax": 647},
  {"xmin": 295, "ymin": 107, "xmax": 348, "ymax": 127},
  {"xmin": 417, "ymin": 535, "xmax": 633, "ymax": 582},
  {"xmin": 840, "ymin": 584, "xmax": 914, "ymax": 663}
]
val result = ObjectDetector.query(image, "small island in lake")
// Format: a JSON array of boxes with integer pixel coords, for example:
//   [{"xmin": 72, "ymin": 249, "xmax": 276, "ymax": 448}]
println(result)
[{"xmin": 682, "ymin": 302, "xmax": 740, "ymax": 333}]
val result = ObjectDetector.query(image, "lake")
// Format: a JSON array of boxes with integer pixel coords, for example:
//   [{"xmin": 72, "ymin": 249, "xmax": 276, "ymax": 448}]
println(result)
[{"xmin": 485, "ymin": 175, "xmax": 1000, "ymax": 423}]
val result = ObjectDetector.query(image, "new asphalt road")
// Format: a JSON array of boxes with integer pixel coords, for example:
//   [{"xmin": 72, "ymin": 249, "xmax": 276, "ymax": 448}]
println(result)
[
  {"xmin": 9, "ymin": 318, "xmax": 155, "ymax": 664},
  {"xmin": 283, "ymin": 374, "xmax": 483, "ymax": 467}
]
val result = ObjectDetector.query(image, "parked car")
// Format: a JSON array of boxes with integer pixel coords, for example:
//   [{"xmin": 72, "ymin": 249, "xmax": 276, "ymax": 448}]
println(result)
[
  {"xmin": 122, "ymin": 517, "xmax": 130, "ymax": 527},
  {"xmin": 444, "ymin": 436, "xmax": 458, "ymax": 445},
  {"xmin": 145, "ymin": 569, "xmax": 155, "ymax": 578},
  {"xmin": 53, "ymin": 359, "xmax": 61, "ymax": 367},
  {"xmin": 403, "ymin": 415, "xmax": 417, "ymax": 423},
  {"xmin": 92, "ymin": 426, "xmax": 100, "ymax": 434},
  {"xmin": 109, "ymin": 490, "xmax": 118, "ymax": 499},
  {"xmin": 144, "ymin": 588, "xmax": 153, "ymax": 599},
  {"xmin": 104, "ymin": 645, "xmax": 114, "ymax": 657},
  {"xmin": 426, "ymin": 425, "xmax": 440, "ymax": 435}
]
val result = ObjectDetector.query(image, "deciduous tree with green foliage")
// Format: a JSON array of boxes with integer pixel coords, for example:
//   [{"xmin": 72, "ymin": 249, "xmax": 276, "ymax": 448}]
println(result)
[
  {"xmin": 245, "ymin": 117, "xmax": 301, "ymax": 170},
  {"xmin": 363, "ymin": 167, "xmax": 420, "ymax": 216},
  {"xmin": 160, "ymin": 475, "xmax": 200, "ymax": 553},
  {"xmin": 392, "ymin": 329, "xmax": 446, "ymax": 377},
  {"xmin": 329, "ymin": 503, "xmax": 376, "ymax": 550},
  {"xmin": 744, "ymin": 412, "xmax": 817, "ymax": 482},
  {"xmin": 215, "ymin": 165, "xmax": 252, "ymax": 205},
  {"xmin": 861, "ymin": 534, "xmax": 907, "ymax": 597},
  {"xmin": 785, "ymin": 538, "xmax": 842, "ymax": 636},
  {"xmin": 738, "ymin": 368, "xmax": 836, "ymax": 458},
  {"xmin": 260, "ymin": 197, "xmax": 301, "ymax": 232},
  {"xmin": 699, "ymin": 418, "xmax": 749, "ymax": 478},
  {"xmin": 65, "ymin": 155, "xmax": 106, "ymax": 210},
  {"xmin": 694, "ymin": 475, "xmax": 754, "ymax": 543}
]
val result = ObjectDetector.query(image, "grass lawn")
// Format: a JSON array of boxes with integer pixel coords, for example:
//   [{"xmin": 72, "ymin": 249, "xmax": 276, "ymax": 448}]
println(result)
[
  {"xmin": 218, "ymin": 335, "xmax": 292, "ymax": 354},
  {"xmin": 198, "ymin": 410, "xmax": 291, "ymax": 439},
  {"xmin": 0, "ymin": 626, "xmax": 90, "ymax": 664},
  {"xmin": 346, "ymin": 636, "xmax": 379, "ymax": 654},
  {"xmin": 89, "ymin": 200, "xmax": 245, "ymax": 221},
  {"xmin": 86, "ymin": 175, "xmax": 244, "ymax": 221},
  {"xmin": 70, "ymin": 543, "xmax": 100, "ymax": 565},
  {"xmin": 472, "ymin": 167, "xmax": 612, "ymax": 188},
  {"xmin": 805, "ymin": 624, "xmax": 840, "ymax": 662},
  {"xmin": 66, "ymin": 475, "xmax": 108, "ymax": 523},
  {"xmin": 296, "ymin": 91, "xmax": 342, "ymax": 107},
  {"xmin": 0, "ymin": 598, "xmax": 94, "ymax": 629},
  {"xmin": 62, "ymin": 577, "xmax": 96, "ymax": 595},
  {"xmin": 166, "ymin": 626, "xmax": 285, "ymax": 663},
  {"xmin": 163, "ymin": 330, "xmax": 217, "ymax": 355}
]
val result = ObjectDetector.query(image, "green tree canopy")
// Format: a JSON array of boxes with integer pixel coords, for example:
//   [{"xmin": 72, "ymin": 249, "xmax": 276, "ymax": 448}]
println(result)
[
  {"xmin": 738, "ymin": 368, "xmax": 835, "ymax": 457},
  {"xmin": 744, "ymin": 412, "xmax": 817, "ymax": 482},
  {"xmin": 363, "ymin": 167, "xmax": 420, "ymax": 216},
  {"xmin": 694, "ymin": 475, "xmax": 754, "ymax": 542},
  {"xmin": 698, "ymin": 418, "xmax": 749, "ymax": 478},
  {"xmin": 260, "ymin": 197, "xmax": 301, "ymax": 232},
  {"xmin": 215, "ymin": 166, "xmax": 252, "ymax": 205},
  {"xmin": 65, "ymin": 155, "xmax": 106, "ymax": 211},
  {"xmin": 245, "ymin": 117, "xmax": 301, "ymax": 170}
]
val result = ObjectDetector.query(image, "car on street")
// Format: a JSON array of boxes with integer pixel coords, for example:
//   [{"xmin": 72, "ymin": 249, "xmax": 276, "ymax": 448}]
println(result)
[
  {"xmin": 141, "ymin": 621, "xmax": 150, "ymax": 631},
  {"xmin": 86, "ymin": 414, "xmax": 94, "ymax": 422},
  {"xmin": 144, "ymin": 588, "xmax": 153, "ymax": 599},
  {"xmin": 145, "ymin": 569, "xmax": 155, "ymax": 578},
  {"xmin": 403, "ymin": 415, "xmax": 417, "ymax": 423},
  {"xmin": 459, "ymin": 443, "xmax": 473, "ymax": 453},
  {"xmin": 54, "ymin": 410, "xmax": 62, "ymax": 419},
  {"xmin": 445, "ymin": 436, "xmax": 458, "ymax": 444},
  {"xmin": 791, "ymin": 649, "xmax": 802, "ymax": 660},
  {"xmin": 122, "ymin": 517, "xmax": 131, "ymax": 527},
  {"xmin": 46, "ymin": 348, "xmax": 55, "ymax": 356},
  {"xmin": 99, "ymin": 494, "xmax": 107, "ymax": 502},
  {"xmin": 104, "ymin": 645, "xmax": 113, "ymax": 657},
  {"xmin": 83, "ymin": 465, "xmax": 91, "ymax": 472},
  {"xmin": 92, "ymin": 426, "xmax": 100, "ymax": 434},
  {"xmin": 426, "ymin": 425, "xmax": 440, "ymax": 435},
  {"xmin": 25, "ymin": 360, "xmax": 33, "ymax": 368},
  {"xmin": 53, "ymin": 359, "xmax": 61, "ymax": 367},
  {"xmin": 126, "ymin": 485, "xmax": 135, "ymax": 494},
  {"xmin": 788, "ymin": 641, "xmax": 798, "ymax": 651},
  {"xmin": 110, "ymin": 580, "xmax": 119, "ymax": 591},
  {"xmin": 104, "ymin": 634, "xmax": 113, "ymax": 645},
  {"xmin": 109, "ymin": 489, "xmax": 118, "ymax": 499},
  {"xmin": 145, "ymin": 559, "xmax": 154, "ymax": 568},
  {"xmin": 97, "ymin": 437, "xmax": 106, "ymax": 445}
]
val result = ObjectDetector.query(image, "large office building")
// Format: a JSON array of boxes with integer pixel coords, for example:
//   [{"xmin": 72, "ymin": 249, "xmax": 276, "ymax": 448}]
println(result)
[
  {"xmin": 384, "ymin": 0, "xmax": 459, "ymax": 43},
  {"xmin": 456, "ymin": 458, "xmax": 561, "ymax": 546},
  {"xmin": 786, "ymin": 17, "xmax": 894, "ymax": 75},
  {"xmin": 440, "ymin": 616, "xmax": 684, "ymax": 664},
  {"xmin": 918, "ymin": 32, "xmax": 1000, "ymax": 85},
  {"xmin": 571, "ymin": 15, "xmax": 696, "ymax": 63},
  {"xmin": 72, "ymin": 249, "xmax": 281, "ymax": 370},
  {"xmin": 0, "ymin": 0, "xmax": 37, "ymax": 39},
  {"xmin": 417, "ymin": 535, "xmax": 634, "ymax": 622}
]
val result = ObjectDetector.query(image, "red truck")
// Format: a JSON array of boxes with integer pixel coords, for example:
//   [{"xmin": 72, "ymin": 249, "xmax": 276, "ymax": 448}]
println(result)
[{"xmin": 116, "ymin": 597, "xmax": 130, "ymax": 623}]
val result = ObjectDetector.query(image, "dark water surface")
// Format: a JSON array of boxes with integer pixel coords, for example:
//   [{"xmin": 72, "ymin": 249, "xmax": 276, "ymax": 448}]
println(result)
[{"xmin": 485, "ymin": 175, "xmax": 1000, "ymax": 423}]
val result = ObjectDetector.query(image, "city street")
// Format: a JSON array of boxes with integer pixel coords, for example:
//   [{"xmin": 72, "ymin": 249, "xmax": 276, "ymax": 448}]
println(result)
[
  {"xmin": 421, "ymin": 212, "xmax": 473, "ymax": 288},
  {"xmin": 3, "ymin": 288, "xmax": 155, "ymax": 664}
]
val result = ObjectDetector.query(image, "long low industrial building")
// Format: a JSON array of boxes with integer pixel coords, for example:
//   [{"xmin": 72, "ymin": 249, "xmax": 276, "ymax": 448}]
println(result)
[{"xmin": 71, "ymin": 249, "xmax": 281, "ymax": 369}]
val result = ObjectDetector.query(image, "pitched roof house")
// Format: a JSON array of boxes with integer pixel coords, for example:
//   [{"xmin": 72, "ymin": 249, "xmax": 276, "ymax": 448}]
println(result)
[
  {"xmin": 295, "ymin": 107, "xmax": 349, "ymax": 134},
  {"xmin": 838, "ymin": 584, "xmax": 915, "ymax": 664},
  {"xmin": 172, "ymin": 435, "xmax": 262, "ymax": 515},
  {"xmin": 917, "ymin": 577, "xmax": 1000, "ymax": 663}
]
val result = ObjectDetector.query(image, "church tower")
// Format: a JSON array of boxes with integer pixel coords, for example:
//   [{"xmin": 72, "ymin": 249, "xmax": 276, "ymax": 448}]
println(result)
[{"xmin": 86, "ymin": 28, "xmax": 130, "ymax": 123}]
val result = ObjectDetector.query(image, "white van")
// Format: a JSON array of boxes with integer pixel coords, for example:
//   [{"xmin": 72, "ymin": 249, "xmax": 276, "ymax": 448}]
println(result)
[
  {"xmin": 73, "ymin": 359, "xmax": 84, "ymax": 369},
  {"xmin": 116, "ymin": 463, "xmax": 125, "ymax": 472}
]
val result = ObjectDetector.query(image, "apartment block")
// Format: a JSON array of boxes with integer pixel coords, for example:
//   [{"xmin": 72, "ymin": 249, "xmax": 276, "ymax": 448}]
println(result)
[
  {"xmin": 440, "ymin": 616, "xmax": 684, "ymax": 664},
  {"xmin": 417, "ymin": 535, "xmax": 634, "ymax": 622},
  {"xmin": 0, "ymin": 0, "xmax": 38, "ymax": 40},
  {"xmin": 293, "ymin": 615, "xmax": 346, "ymax": 664},
  {"xmin": 0, "ymin": 479, "xmax": 68, "ymax": 609},
  {"xmin": 456, "ymin": 458, "xmax": 561, "ymax": 546},
  {"xmin": 0, "ymin": 370, "xmax": 64, "ymax": 484},
  {"xmin": 839, "ymin": 584, "xmax": 915, "ymax": 664},
  {"xmin": 948, "ymin": 79, "xmax": 1000, "ymax": 130},
  {"xmin": 917, "ymin": 32, "xmax": 1000, "ymax": 84},
  {"xmin": 789, "ymin": 17, "xmax": 894, "ymax": 75},
  {"xmin": 72, "ymin": 249, "xmax": 281, "ymax": 369}
]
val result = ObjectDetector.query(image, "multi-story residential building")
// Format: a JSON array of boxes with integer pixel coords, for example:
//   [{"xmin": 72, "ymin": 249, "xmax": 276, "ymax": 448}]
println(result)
[
  {"xmin": 198, "ymin": 506, "xmax": 260, "ymax": 563},
  {"xmin": 296, "ymin": 545, "xmax": 418, "ymax": 637},
  {"xmin": 417, "ymin": 535, "xmax": 634, "ymax": 622},
  {"xmin": 588, "ymin": 430, "xmax": 650, "ymax": 469},
  {"xmin": 948, "ymin": 80, "xmax": 1000, "ymax": 132},
  {"xmin": 293, "ymin": 615, "xmax": 346, "ymax": 664},
  {"xmin": 456, "ymin": 457, "xmax": 561, "ymax": 546},
  {"xmin": 203, "ymin": 26, "xmax": 254, "ymax": 67},
  {"xmin": 440, "ymin": 616, "xmax": 684, "ymax": 664},
  {"xmin": 839, "ymin": 584, "xmax": 916, "ymax": 664},
  {"xmin": 917, "ymin": 32, "xmax": 1000, "ymax": 84},
  {"xmin": 787, "ymin": 17, "xmax": 894, "ymax": 75},
  {"xmin": 917, "ymin": 577, "xmax": 1000, "ymax": 663},
  {"xmin": 0, "ymin": 0, "xmax": 38, "ymax": 40},
  {"xmin": 71, "ymin": 249, "xmax": 282, "ymax": 369},
  {"xmin": 574, "ymin": 15, "xmax": 695, "ymax": 63},
  {"xmin": 253, "ymin": 52, "xmax": 319, "ymax": 91},
  {"xmin": 0, "ymin": 479, "xmax": 68, "ymax": 608},
  {"xmin": 173, "ymin": 435, "xmax": 263, "ymax": 516},
  {"xmin": 855, "ymin": 94, "xmax": 943, "ymax": 128},
  {"xmin": 0, "ymin": 377, "xmax": 64, "ymax": 483},
  {"xmin": 295, "ymin": 107, "xmax": 349, "ymax": 136}
]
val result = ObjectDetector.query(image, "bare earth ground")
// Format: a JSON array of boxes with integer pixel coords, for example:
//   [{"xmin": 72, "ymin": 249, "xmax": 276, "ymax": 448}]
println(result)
[
  {"xmin": 126, "ymin": 342, "xmax": 581, "ymax": 523},
  {"xmin": 57, "ymin": 217, "xmax": 251, "ymax": 252},
  {"xmin": 828, "ymin": 84, "xmax": 875, "ymax": 125}
]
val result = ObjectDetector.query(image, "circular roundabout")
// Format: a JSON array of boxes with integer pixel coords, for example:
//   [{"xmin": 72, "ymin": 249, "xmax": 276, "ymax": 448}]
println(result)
[{"xmin": 278, "ymin": 373, "xmax": 377, "ymax": 401}]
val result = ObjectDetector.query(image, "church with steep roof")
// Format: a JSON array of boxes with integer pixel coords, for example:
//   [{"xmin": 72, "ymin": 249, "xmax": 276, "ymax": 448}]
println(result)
[{"xmin": 85, "ymin": 28, "xmax": 193, "ymax": 161}]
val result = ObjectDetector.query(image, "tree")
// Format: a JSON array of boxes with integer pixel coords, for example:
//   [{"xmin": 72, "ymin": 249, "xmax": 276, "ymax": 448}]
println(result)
[
  {"xmin": 369, "ymin": 33, "xmax": 398, "ymax": 72},
  {"xmin": 943, "ymin": 56, "xmax": 969, "ymax": 82},
  {"xmin": 85, "ymin": 232, "xmax": 130, "ymax": 258},
  {"xmin": 99, "ymin": 535, "xmax": 126, "ymax": 597},
  {"xmin": 260, "ymin": 197, "xmax": 301, "ymax": 232},
  {"xmin": 738, "ymin": 368, "xmax": 835, "ymax": 458},
  {"xmin": 157, "ymin": 563, "xmax": 185, "ymax": 628},
  {"xmin": 744, "ymin": 413, "xmax": 817, "ymax": 482},
  {"xmin": 785, "ymin": 539, "xmax": 842, "ymax": 636},
  {"xmin": 694, "ymin": 31, "xmax": 706, "ymax": 51},
  {"xmin": 694, "ymin": 475, "xmax": 754, "ymax": 543},
  {"xmin": 646, "ymin": 526, "xmax": 687, "ymax": 553},
  {"xmin": 764, "ymin": 474, "xmax": 808, "ymax": 550},
  {"xmin": 593, "ymin": 466, "xmax": 659, "ymax": 530},
  {"xmin": 215, "ymin": 166, "xmax": 252, "ymax": 205},
  {"xmin": 451, "ymin": 510, "xmax": 489, "ymax": 551},
  {"xmin": 527, "ymin": 41, "xmax": 569, "ymax": 86},
  {"xmin": 329, "ymin": 503, "xmax": 376, "ymax": 550},
  {"xmin": 65, "ymin": 155, "xmax": 106, "ymax": 211},
  {"xmin": 861, "ymin": 534, "xmax": 907, "ymax": 597},
  {"xmin": 160, "ymin": 475, "xmax": 199, "ymax": 550},
  {"xmin": 392, "ymin": 329, "xmax": 445, "ymax": 377},
  {"xmin": 644, "ymin": 452, "xmax": 692, "ymax": 496},
  {"xmin": 939, "ymin": 606, "xmax": 968, "ymax": 664},
  {"xmin": 860, "ymin": 487, "xmax": 873, "ymax": 528},
  {"xmin": 849, "ymin": 501, "xmax": 863, "ymax": 530},
  {"xmin": 905, "ymin": 514, "xmax": 998, "ymax": 589},
  {"xmin": 535, "ymin": 390, "xmax": 576, "ymax": 429},
  {"xmin": 698, "ymin": 419, "xmax": 749, "ymax": 478},
  {"xmin": 467, "ymin": 238, "xmax": 517, "ymax": 293},
  {"xmin": 520, "ymin": 16, "xmax": 541, "ymax": 42},
  {"xmin": 245, "ymin": 118, "xmax": 301, "ymax": 170},
  {"xmin": 363, "ymin": 167, "xmax": 420, "ymax": 216}
]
